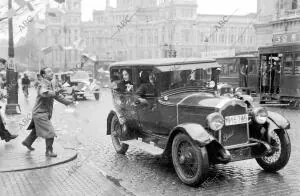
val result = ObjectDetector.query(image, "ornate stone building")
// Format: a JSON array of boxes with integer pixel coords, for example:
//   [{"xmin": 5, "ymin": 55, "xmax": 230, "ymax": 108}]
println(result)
[
  {"xmin": 83, "ymin": 0, "xmax": 257, "ymax": 61},
  {"xmin": 255, "ymin": 0, "xmax": 300, "ymax": 47},
  {"xmin": 27, "ymin": 0, "xmax": 257, "ymax": 70}
]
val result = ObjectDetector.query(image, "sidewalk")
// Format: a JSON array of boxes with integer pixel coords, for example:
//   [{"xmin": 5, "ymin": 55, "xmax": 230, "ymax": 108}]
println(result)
[
  {"xmin": 0, "ymin": 89, "xmax": 130, "ymax": 196},
  {"xmin": 0, "ymin": 113, "xmax": 77, "ymax": 173},
  {"xmin": 0, "ymin": 88, "xmax": 78, "ymax": 172}
]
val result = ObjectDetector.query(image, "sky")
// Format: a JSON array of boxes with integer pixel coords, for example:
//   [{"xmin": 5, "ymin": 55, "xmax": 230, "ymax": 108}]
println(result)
[{"xmin": 81, "ymin": 0, "xmax": 257, "ymax": 21}]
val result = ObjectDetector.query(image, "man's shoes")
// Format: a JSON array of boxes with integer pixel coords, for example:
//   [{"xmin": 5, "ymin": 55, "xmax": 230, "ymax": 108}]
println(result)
[
  {"xmin": 22, "ymin": 141, "xmax": 35, "ymax": 151},
  {"xmin": 4, "ymin": 134, "xmax": 18, "ymax": 142},
  {"xmin": 45, "ymin": 151, "xmax": 57, "ymax": 157}
]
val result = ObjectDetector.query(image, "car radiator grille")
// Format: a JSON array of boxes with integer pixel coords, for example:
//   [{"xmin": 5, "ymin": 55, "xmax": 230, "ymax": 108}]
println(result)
[{"xmin": 220, "ymin": 104, "xmax": 248, "ymax": 146}]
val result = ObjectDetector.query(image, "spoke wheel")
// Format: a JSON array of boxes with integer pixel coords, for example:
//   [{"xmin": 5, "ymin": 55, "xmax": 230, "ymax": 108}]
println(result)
[
  {"xmin": 256, "ymin": 129, "xmax": 291, "ymax": 172},
  {"xmin": 172, "ymin": 134, "xmax": 209, "ymax": 186},
  {"xmin": 110, "ymin": 115, "xmax": 128, "ymax": 154}
]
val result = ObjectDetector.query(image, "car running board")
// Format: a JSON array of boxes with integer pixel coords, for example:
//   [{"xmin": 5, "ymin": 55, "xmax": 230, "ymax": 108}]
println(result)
[{"xmin": 122, "ymin": 139, "xmax": 164, "ymax": 156}]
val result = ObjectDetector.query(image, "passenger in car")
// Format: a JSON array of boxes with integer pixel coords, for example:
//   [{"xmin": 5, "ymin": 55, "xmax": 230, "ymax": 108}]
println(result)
[
  {"xmin": 136, "ymin": 72, "xmax": 158, "ymax": 100},
  {"xmin": 171, "ymin": 70, "xmax": 192, "ymax": 88},
  {"xmin": 118, "ymin": 70, "xmax": 133, "ymax": 93}
]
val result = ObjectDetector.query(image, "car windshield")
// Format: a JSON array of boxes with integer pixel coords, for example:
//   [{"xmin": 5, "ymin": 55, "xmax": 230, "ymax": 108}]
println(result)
[
  {"xmin": 71, "ymin": 71, "xmax": 89, "ymax": 80},
  {"xmin": 159, "ymin": 67, "xmax": 217, "ymax": 92}
]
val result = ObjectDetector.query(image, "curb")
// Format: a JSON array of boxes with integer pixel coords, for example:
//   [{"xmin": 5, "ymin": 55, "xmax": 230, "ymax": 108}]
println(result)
[{"xmin": 0, "ymin": 150, "xmax": 78, "ymax": 173}]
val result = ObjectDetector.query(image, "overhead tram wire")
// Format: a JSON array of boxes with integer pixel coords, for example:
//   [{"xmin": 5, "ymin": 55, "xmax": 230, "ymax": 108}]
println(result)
[{"xmin": 229, "ymin": 9, "xmax": 262, "ymax": 50}]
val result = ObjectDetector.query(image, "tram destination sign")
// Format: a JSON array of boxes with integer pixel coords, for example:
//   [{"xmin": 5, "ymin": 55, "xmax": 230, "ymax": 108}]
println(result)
[{"xmin": 272, "ymin": 33, "xmax": 300, "ymax": 45}]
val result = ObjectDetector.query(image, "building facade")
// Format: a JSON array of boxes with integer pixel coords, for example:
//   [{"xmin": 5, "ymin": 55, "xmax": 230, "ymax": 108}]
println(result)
[
  {"xmin": 84, "ymin": 0, "xmax": 257, "ymax": 61},
  {"xmin": 25, "ymin": 0, "xmax": 257, "ymax": 70},
  {"xmin": 255, "ymin": 0, "xmax": 300, "ymax": 47}
]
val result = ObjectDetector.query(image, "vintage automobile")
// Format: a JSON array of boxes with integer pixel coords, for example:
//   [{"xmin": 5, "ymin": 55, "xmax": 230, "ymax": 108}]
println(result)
[
  {"xmin": 107, "ymin": 58, "xmax": 291, "ymax": 186},
  {"xmin": 62, "ymin": 71, "xmax": 100, "ymax": 100}
]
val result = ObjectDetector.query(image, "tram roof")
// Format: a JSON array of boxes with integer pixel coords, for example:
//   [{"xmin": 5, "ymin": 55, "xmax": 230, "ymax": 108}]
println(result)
[
  {"xmin": 216, "ymin": 54, "xmax": 258, "ymax": 60},
  {"xmin": 259, "ymin": 44, "xmax": 300, "ymax": 54}
]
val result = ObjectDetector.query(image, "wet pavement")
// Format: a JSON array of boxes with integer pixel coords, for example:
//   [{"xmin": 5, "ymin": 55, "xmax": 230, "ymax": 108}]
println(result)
[
  {"xmin": 0, "ymin": 88, "xmax": 129, "ymax": 196},
  {"xmin": 51, "ymin": 88, "xmax": 300, "ymax": 196},
  {"xmin": 1, "ymin": 87, "xmax": 300, "ymax": 195}
]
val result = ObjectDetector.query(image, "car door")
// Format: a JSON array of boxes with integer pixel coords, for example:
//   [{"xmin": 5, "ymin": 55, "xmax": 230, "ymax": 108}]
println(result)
[
  {"xmin": 111, "ymin": 67, "xmax": 139, "ymax": 131},
  {"xmin": 135, "ymin": 68, "xmax": 162, "ymax": 135}
]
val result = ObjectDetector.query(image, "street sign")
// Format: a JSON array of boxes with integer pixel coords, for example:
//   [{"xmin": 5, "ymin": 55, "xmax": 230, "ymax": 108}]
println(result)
[{"xmin": 272, "ymin": 32, "xmax": 300, "ymax": 45}]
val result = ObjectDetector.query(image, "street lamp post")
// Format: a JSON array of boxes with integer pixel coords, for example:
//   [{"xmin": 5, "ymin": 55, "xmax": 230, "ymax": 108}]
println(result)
[{"xmin": 5, "ymin": 0, "xmax": 21, "ymax": 115}]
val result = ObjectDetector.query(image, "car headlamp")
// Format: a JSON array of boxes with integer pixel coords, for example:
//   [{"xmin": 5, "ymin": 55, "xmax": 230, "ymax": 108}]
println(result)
[
  {"xmin": 253, "ymin": 107, "xmax": 268, "ymax": 124},
  {"xmin": 207, "ymin": 113, "xmax": 224, "ymax": 131}
]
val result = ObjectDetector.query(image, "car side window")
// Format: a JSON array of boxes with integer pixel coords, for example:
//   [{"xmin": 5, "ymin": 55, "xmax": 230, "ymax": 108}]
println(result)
[
  {"xmin": 111, "ymin": 68, "xmax": 121, "ymax": 91},
  {"xmin": 111, "ymin": 68, "xmax": 134, "ymax": 93},
  {"xmin": 136, "ymin": 68, "xmax": 158, "ymax": 98}
]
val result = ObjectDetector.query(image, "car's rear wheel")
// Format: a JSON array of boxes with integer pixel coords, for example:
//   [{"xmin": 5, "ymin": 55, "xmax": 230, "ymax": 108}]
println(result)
[
  {"xmin": 172, "ymin": 134, "xmax": 209, "ymax": 186},
  {"xmin": 110, "ymin": 115, "xmax": 129, "ymax": 154},
  {"xmin": 256, "ymin": 129, "xmax": 291, "ymax": 172}
]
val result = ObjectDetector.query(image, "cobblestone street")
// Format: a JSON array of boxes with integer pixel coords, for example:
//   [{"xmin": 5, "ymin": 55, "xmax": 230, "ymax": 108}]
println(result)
[
  {"xmin": 1, "ymin": 0, "xmax": 300, "ymax": 195},
  {"xmin": 2, "ymin": 88, "xmax": 298, "ymax": 196}
]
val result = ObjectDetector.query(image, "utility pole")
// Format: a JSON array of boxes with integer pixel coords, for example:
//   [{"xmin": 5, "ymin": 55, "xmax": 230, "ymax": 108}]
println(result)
[{"xmin": 6, "ymin": 0, "xmax": 21, "ymax": 115}]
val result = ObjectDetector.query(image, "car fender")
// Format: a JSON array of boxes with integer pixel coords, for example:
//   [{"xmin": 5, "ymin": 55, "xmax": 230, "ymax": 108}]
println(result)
[
  {"xmin": 106, "ymin": 110, "xmax": 126, "ymax": 135},
  {"xmin": 267, "ymin": 111, "xmax": 290, "ymax": 130},
  {"xmin": 162, "ymin": 123, "xmax": 215, "ymax": 156},
  {"xmin": 171, "ymin": 123, "xmax": 216, "ymax": 146}
]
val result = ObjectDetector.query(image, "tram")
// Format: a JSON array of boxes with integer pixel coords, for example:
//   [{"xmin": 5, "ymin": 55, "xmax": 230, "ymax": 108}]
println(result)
[
  {"xmin": 216, "ymin": 52, "xmax": 259, "ymax": 96},
  {"xmin": 258, "ymin": 44, "xmax": 300, "ymax": 106}
]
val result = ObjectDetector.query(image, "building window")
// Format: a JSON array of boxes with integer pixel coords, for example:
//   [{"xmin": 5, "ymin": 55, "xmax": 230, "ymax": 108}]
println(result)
[{"xmin": 292, "ymin": 0, "xmax": 297, "ymax": 9}]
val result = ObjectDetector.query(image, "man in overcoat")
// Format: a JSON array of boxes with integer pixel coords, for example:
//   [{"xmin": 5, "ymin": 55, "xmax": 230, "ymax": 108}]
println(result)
[{"xmin": 22, "ymin": 67, "xmax": 75, "ymax": 157}]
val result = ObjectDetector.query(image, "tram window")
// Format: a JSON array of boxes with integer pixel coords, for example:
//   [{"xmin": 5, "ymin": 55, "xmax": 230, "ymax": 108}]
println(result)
[
  {"xmin": 295, "ymin": 53, "xmax": 300, "ymax": 75},
  {"xmin": 248, "ymin": 60, "xmax": 256, "ymax": 73},
  {"xmin": 228, "ymin": 61, "xmax": 238, "ymax": 77},
  {"xmin": 284, "ymin": 54, "xmax": 294, "ymax": 75}
]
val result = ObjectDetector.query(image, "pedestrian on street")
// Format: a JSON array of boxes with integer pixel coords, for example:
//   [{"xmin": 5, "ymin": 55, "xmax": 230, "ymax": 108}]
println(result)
[
  {"xmin": 21, "ymin": 74, "xmax": 30, "ymax": 98},
  {"xmin": 0, "ymin": 102, "xmax": 18, "ymax": 142},
  {"xmin": 22, "ymin": 67, "xmax": 76, "ymax": 157},
  {"xmin": 34, "ymin": 74, "xmax": 42, "ymax": 89},
  {"xmin": 240, "ymin": 64, "xmax": 249, "ymax": 88}
]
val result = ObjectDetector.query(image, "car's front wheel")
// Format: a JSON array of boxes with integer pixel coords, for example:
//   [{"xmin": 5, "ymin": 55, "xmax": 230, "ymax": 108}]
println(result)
[
  {"xmin": 256, "ymin": 129, "xmax": 291, "ymax": 172},
  {"xmin": 172, "ymin": 134, "xmax": 209, "ymax": 186},
  {"xmin": 110, "ymin": 115, "xmax": 129, "ymax": 154}
]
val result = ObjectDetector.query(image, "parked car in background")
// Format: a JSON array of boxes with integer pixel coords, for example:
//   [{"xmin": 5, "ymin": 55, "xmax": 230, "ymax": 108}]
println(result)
[
  {"xmin": 107, "ymin": 58, "xmax": 291, "ymax": 186},
  {"xmin": 63, "ymin": 71, "xmax": 100, "ymax": 100}
]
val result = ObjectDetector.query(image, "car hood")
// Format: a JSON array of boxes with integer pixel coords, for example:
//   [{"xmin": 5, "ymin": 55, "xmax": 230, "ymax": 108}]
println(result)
[
  {"xmin": 70, "ymin": 79, "xmax": 89, "ymax": 84},
  {"xmin": 166, "ymin": 92, "xmax": 245, "ymax": 109}
]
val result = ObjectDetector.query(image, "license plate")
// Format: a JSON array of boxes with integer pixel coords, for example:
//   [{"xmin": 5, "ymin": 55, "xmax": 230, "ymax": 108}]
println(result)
[{"xmin": 225, "ymin": 114, "xmax": 248, "ymax": 126}]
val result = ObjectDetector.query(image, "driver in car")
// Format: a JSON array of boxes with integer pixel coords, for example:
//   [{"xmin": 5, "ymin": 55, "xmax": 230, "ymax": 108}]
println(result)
[{"xmin": 136, "ymin": 72, "xmax": 157, "ymax": 104}]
